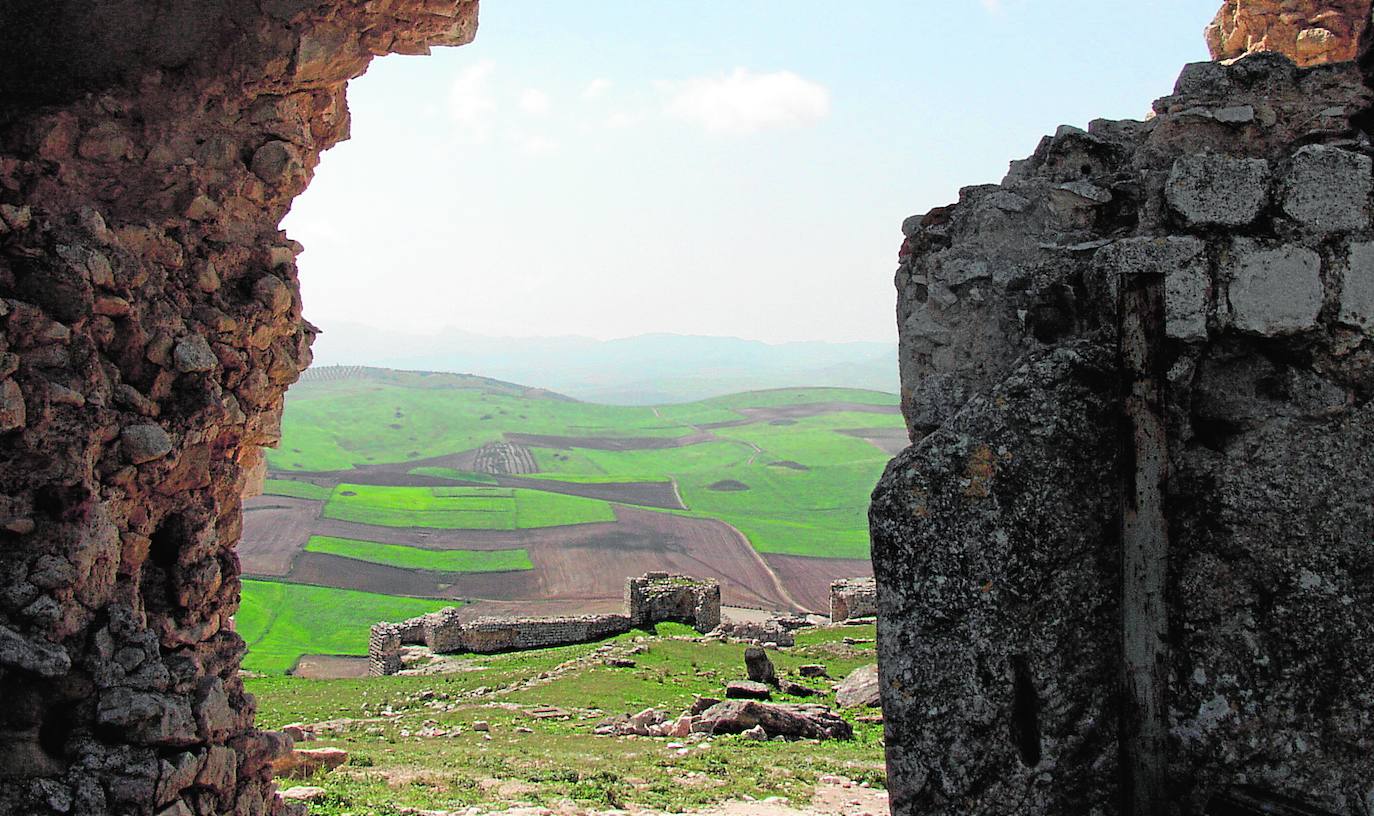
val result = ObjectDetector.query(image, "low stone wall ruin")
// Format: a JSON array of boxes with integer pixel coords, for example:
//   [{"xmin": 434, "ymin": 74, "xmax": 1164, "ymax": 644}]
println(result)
[
  {"xmin": 369, "ymin": 573, "xmax": 720, "ymax": 675},
  {"xmin": 828, "ymin": 578, "xmax": 877, "ymax": 623}
]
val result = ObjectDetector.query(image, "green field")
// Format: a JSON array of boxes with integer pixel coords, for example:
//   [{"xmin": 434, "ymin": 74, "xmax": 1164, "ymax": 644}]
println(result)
[
  {"xmin": 304, "ymin": 535, "xmax": 533, "ymax": 573},
  {"xmin": 236, "ymin": 580, "xmax": 456, "ymax": 674},
  {"xmin": 262, "ymin": 478, "xmax": 333, "ymax": 500},
  {"xmin": 247, "ymin": 623, "xmax": 884, "ymax": 814},
  {"xmin": 246, "ymin": 372, "xmax": 897, "ymax": 672},
  {"xmin": 322, "ymin": 484, "xmax": 617, "ymax": 529}
]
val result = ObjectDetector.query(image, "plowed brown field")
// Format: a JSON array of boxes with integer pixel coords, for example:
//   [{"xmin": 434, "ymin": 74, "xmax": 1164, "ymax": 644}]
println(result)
[{"xmin": 762, "ymin": 554, "xmax": 874, "ymax": 613}]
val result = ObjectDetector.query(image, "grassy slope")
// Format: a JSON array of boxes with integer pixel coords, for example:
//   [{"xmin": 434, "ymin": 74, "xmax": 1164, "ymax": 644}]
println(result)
[
  {"xmin": 247, "ymin": 624, "xmax": 883, "ymax": 814},
  {"xmin": 529, "ymin": 412, "xmax": 901, "ymax": 559},
  {"xmin": 268, "ymin": 376, "xmax": 900, "ymax": 559},
  {"xmin": 304, "ymin": 536, "xmax": 533, "ymax": 573},
  {"xmin": 322, "ymin": 485, "xmax": 616, "ymax": 530},
  {"xmin": 236, "ymin": 580, "xmax": 456, "ymax": 674},
  {"xmin": 269, "ymin": 381, "xmax": 699, "ymax": 473},
  {"xmin": 262, "ymin": 479, "xmax": 333, "ymax": 501}
]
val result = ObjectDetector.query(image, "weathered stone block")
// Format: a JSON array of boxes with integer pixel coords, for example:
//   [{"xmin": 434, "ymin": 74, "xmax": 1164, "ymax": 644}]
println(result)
[
  {"xmin": 1225, "ymin": 239, "xmax": 1322, "ymax": 336},
  {"xmin": 1282, "ymin": 145, "xmax": 1372, "ymax": 233},
  {"xmin": 1166, "ymin": 154, "xmax": 1269, "ymax": 227},
  {"xmin": 1095, "ymin": 237, "xmax": 1210, "ymax": 341},
  {"xmin": 1341, "ymin": 241, "xmax": 1374, "ymax": 333}
]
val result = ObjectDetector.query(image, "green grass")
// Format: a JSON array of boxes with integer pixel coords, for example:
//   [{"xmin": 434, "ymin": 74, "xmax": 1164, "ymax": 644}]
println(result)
[
  {"xmin": 408, "ymin": 467, "xmax": 499, "ymax": 484},
  {"xmin": 236, "ymin": 580, "xmax": 456, "ymax": 675},
  {"xmin": 262, "ymin": 479, "xmax": 333, "ymax": 501},
  {"xmin": 268, "ymin": 381, "xmax": 700, "ymax": 473},
  {"xmin": 322, "ymin": 484, "xmax": 616, "ymax": 530},
  {"xmin": 245, "ymin": 624, "xmax": 883, "ymax": 814},
  {"xmin": 304, "ymin": 536, "xmax": 533, "ymax": 573}
]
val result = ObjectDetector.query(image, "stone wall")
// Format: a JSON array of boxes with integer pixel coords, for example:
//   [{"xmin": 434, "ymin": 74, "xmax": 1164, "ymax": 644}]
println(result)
[
  {"xmin": 828, "ymin": 578, "xmax": 877, "ymax": 623},
  {"xmin": 871, "ymin": 16, "xmax": 1374, "ymax": 816},
  {"xmin": 370, "ymin": 573, "xmax": 720, "ymax": 675},
  {"xmin": 625, "ymin": 571, "xmax": 722, "ymax": 632},
  {"xmin": 0, "ymin": 2, "xmax": 478, "ymax": 814}
]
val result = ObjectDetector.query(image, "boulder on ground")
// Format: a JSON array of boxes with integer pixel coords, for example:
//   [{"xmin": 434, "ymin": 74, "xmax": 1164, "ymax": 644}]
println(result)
[
  {"xmin": 270, "ymin": 747, "xmax": 348, "ymax": 780},
  {"xmin": 689, "ymin": 696, "xmax": 721, "ymax": 715},
  {"xmin": 742, "ymin": 725, "xmax": 768, "ymax": 740},
  {"xmin": 779, "ymin": 679, "xmax": 820, "ymax": 697},
  {"xmin": 744, "ymin": 646, "xmax": 777, "ymax": 686},
  {"xmin": 695, "ymin": 700, "xmax": 852, "ymax": 740},
  {"xmin": 835, "ymin": 664, "xmax": 880, "ymax": 709},
  {"xmin": 278, "ymin": 786, "xmax": 327, "ymax": 802},
  {"xmin": 725, "ymin": 680, "xmax": 772, "ymax": 700},
  {"xmin": 798, "ymin": 664, "xmax": 829, "ymax": 679}
]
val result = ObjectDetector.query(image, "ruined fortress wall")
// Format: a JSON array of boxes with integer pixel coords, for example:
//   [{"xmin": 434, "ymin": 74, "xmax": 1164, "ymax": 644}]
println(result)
[
  {"xmin": 369, "ymin": 574, "xmax": 720, "ymax": 675},
  {"xmin": 624, "ymin": 571, "xmax": 721, "ymax": 632},
  {"xmin": 871, "ymin": 36, "xmax": 1374, "ymax": 816},
  {"xmin": 0, "ymin": 2, "xmax": 479, "ymax": 814},
  {"xmin": 828, "ymin": 578, "xmax": 877, "ymax": 622}
]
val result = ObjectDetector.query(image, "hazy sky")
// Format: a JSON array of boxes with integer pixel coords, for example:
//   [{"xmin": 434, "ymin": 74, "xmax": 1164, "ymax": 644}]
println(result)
[{"xmin": 284, "ymin": 1, "xmax": 1214, "ymax": 344}]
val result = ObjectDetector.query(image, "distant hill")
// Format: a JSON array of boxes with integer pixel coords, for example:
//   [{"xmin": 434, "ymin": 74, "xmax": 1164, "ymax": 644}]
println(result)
[{"xmin": 306, "ymin": 323, "xmax": 898, "ymax": 404}]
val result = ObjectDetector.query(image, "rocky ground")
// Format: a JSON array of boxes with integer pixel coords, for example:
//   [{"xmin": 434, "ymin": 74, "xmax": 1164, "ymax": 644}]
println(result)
[{"xmin": 247, "ymin": 623, "xmax": 886, "ymax": 816}]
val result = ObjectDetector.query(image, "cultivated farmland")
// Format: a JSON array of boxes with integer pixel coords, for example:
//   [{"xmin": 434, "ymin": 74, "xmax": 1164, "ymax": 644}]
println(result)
[{"xmin": 240, "ymin": 367, "xmax": 904, "ymax": 674}]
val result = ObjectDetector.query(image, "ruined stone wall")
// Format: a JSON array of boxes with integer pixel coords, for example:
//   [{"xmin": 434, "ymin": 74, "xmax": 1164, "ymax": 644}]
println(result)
[
  {"xmin": 872, "ymin": 34, "xmax": 1374, "ymax": 816},
  {"xmin": 624, "ymin": 572, "xmax": 721, "ymax": 633},
  {"xmin": 828, "ymin": 578, "xmax": 877, "ymax": 623},
  {"xmin": 369, "ymin": 574, "xmax": 719, "ymax": 675},
  {"xmin": 0, "ymin": 2, "xmax": 478, "ymax": 814}
]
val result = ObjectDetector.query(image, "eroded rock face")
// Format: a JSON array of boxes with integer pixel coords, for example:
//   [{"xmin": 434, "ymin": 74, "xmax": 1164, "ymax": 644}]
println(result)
[
  {"xmin": 874, "ymin": 51, "xmax": 1374, "ymax": 816},
  {"xmin": 1206, "ymin": 0, "xmax": 1371, "ymax": 66},
  {"xmin": 0, "ymin": 2, "xmax": 478, "ymax": 814}
]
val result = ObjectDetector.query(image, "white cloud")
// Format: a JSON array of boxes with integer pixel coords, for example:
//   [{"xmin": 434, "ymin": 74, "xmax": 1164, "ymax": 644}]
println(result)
[
  {"xmin": 448, "ymin": 60, "xmax": 497, "ymax": 141},
  {"xmin": 519, "ymin": 88, "xmax": 551, "ymax": 116},
  {"xmin": 583, "ymin": 78, "xmax": 612, "ymax": 99},
  {"xmin": 660, "ymin": 69, "xmax": 830, "ymax": 135},
  {"xmin": 981, "ymin": 0, "xmax": 1003, "ymax": 13}
]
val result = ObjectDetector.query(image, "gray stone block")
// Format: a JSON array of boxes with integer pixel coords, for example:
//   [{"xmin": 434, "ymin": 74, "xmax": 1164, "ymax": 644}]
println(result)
[
  {"xmin": 1341, "ymin": 241, "xmax": 1374, "ymax": 333},
  {"xmin": 1225, "ymin": 239, "xmax": 1323, "ymax": 336},
  {"xmin": 1166, "ymin": 154, "xmax": 1269, "ymax": 227},
  {"xmin": 1094, "ymin": 237, "xmax": 1210, "ymax": 341},
  {"xmin": 1281, "ymin": 145, "xmax": 1371, "ymax": 233}
]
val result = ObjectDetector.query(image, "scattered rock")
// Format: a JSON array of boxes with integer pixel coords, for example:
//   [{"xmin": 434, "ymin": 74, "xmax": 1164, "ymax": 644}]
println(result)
[
  {"xmin": 835, "ymin": 665, "xmax": 881, "ymax": 709},
  {"xmin": 744, "ymin": 646, "xmax": 777, "ymax": 686},
  {"xmin": 779, "ymin": 680, "xmax": 820, "ymax": 697},
  {"xmin": 725, "ymin": 681, "xmax": 772, "ymax": 700},
  {"xmin": 694, "ymin": 700, "xmax": 853, "ymax": 740},
  {"xmin": 742, "ymin": 725, "xmax": 768, "ymax": 740},
  {"xmin": 471, "ymin": 721, "xmax": 490, "ymax": 732},
  {"xmin": 604, "ymin": 657, "xmax": 636, "ymax": 668},
  {"xmin": 270, "ymin": 747, "xmax": 348, "ymax": 780},
  {"xmin": 278, "ymin": 786, "xmax": 327, "ymax": 802},
  {"xmin": 798, "ymin": 664, "xmax": 830, "ymax": 679}
]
